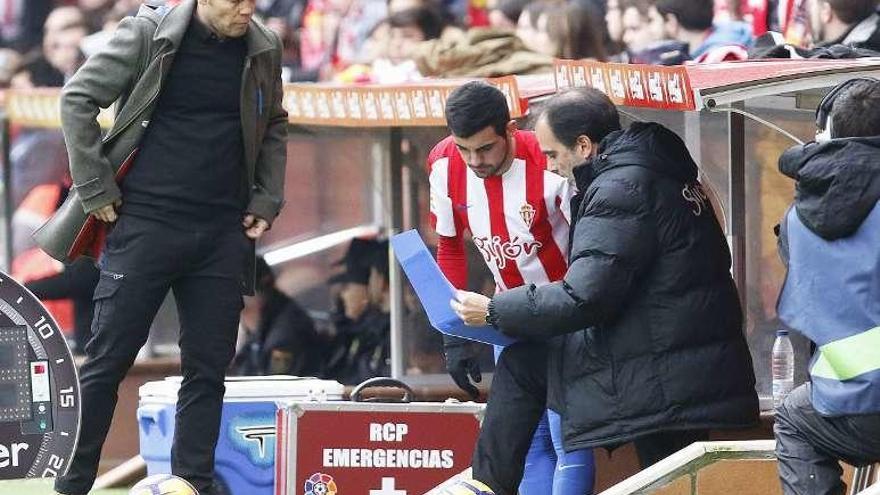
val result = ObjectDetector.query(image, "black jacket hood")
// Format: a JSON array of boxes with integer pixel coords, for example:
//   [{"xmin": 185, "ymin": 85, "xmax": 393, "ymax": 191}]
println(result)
[
  {"xmin": 574, "ymin": 122, "xmax": 698, "ymax": 191},
  {"xmin": 779, "ymin": 137, "xmax": 880, "ymax": 240}
]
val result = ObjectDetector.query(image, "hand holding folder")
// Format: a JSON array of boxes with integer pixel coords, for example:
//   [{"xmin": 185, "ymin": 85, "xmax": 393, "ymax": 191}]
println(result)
[{"xmin": 390, "ymin": 230, "xmax": 515, "ymax": 346}]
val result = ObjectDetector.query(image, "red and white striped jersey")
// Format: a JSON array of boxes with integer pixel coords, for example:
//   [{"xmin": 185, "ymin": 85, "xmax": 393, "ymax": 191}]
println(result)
[{"xmin": 428, "ymin": 130, "xmax": 573, "ymax": 292}]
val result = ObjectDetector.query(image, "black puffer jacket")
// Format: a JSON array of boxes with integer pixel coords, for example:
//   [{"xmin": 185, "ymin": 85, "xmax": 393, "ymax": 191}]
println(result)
[{"xmin": 491, "ymin": 123, "xmax": 759, "ymax": 449}]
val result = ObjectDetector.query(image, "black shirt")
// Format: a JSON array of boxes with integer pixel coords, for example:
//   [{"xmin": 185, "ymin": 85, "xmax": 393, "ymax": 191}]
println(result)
[{"xmin": 121, "ymin": 15, "xmax": 248, "ymax": 228}]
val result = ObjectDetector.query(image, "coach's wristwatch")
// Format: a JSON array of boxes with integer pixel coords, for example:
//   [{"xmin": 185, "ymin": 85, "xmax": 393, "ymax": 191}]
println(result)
[{"xmin": 485, "ymin": 299, "xmax": 499, "ymax": 328}]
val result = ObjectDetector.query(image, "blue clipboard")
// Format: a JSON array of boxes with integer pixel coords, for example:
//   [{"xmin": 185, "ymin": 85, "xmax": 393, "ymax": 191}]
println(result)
[{"xmin": 391, "ymin": 230, "xmax": 515, "ymax": 346}]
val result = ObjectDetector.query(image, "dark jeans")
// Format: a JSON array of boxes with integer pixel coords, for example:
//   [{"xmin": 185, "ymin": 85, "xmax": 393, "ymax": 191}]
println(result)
[
  {"xmin": 775, "ymin": 383, "xmax": 880, "ymax": 495},
  {"xmin": 54, "ymin": 215, "xmax": 248, "ymax": 495},
  {"xmin": 473, "ymin": 342, "xmax": 550, "ymax": 495}
]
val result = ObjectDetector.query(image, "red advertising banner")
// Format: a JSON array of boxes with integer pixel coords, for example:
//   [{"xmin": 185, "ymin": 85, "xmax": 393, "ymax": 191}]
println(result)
[
  {"xmin": 276, "ymin": 403, "xmax": 482, "ymax": 495},
  {"xmin": 283, "ymin": 76, "xmax": 523, "ymax": 127},
  {"xmin": 554, "ymin": 59, "xmax": 696, "ymax": 111}
]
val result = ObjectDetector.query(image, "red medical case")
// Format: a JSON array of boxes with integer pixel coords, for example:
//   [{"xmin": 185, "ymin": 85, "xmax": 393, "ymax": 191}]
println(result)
[{"xmin": 274, "ymin": 397, "xmax": 483, "ymax": 495}]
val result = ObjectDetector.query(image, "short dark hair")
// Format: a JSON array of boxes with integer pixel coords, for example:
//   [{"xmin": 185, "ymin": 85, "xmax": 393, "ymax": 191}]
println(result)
[
  {"xmin": 830, "ymin": 79, "xmax": 880, "ymax": 138},
  {"xmin": 444, "ymin": 81, "xmax": 510, "ymax": 138},
  {"xmin": 655, "ymin": 0, "xmax": 714, "ymax": 31},
  {"xmin": 825, "ymin": 0, "xmax": 878, "ymax": 24},
  {"xmin": 539, "ymin": 88, "xmax": 621, "ymax": 147},
  {"xmin": 388, "ymin": 7, "xmax": 445, "ymax": 39}
]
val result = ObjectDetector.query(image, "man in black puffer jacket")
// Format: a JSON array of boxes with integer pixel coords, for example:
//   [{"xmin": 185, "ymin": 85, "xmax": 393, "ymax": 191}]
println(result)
[{"xmin": 453, "ymin": 89, "xmax": 759, "ymax": 477}]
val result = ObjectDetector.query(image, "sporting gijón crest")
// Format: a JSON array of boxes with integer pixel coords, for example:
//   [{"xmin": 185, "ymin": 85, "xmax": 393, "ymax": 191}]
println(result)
[{"xmin": 519, "ymin": 203, "xmax": 536, "ymax": 229}]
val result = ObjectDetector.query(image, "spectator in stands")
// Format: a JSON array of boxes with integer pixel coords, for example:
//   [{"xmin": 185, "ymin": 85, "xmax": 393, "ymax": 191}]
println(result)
[
  {"xmin": 414, "ymin": 15, "xmax": 552, "ymax": 76},
  {"xmin": 233, "ymin": 257, "xmax": 321, "ymax": 377},
  {"xmin": 43, "ymin": 7, "xmax": 88, "ymax": 79},
  {"xmin": 258, "ymin": 0, "xmax": 308, "ymax": 36},
  {"xmin": 651, "ymin": 0, "xmax": 755, "ymax": 61},
  {"xmin": 77, "ymin": 0, "xmax": 114, "ymax": 33},
  {"xmin": 324, "ymin": 238, "xmax": 391, "ymax": 384},
  {"xmin": 0, "ymin": 0, "xmax": 51, "ymax": 53},
  {"xmin": 572, "ymin": 0, "xmax": 614, "ymax": 49},
  {"xmin": 808, "ymin": 0, "xmax": 880, "ymax": 50},
  {"xmin": 615, "ymin": 0, "xmax": 690, "ymax": 63},
  {"xmin": 605, "ymin": 0, "xmax": 625, "ymax": 47},
  {"xmin": 332, "ymin": 18, "xmax": 390, "ymax": 81},
  {"xmin": 508, "ymin": 0, "xmax": 607, "ymax": 61},
  {"xmin": 298, "ymin": 0, "xmax": 387, "ymax": 78},
  {"xmin": 80, "ymin": 6, "xmax": 128, "ymax": 59},
  {"xmin": 773, "ymin": 78, "xmax": 880, "ymax": 495},
  {"xmin": 370, "ymin": 6, "xmax": 444, "ymax": 83},
  {"xmin": 621, "ymin": 0, "xmax": 666, "ymax": 52},
  {"xmin": 543, "ymin": 3, "xmax": 608, "ymax": 60},
  {"xmin": 257, "ymin": 0, "xmax": 308, "ymax": 80},
  {"xmin": 352, "ymin": 0, "xmax": 390, "ymax": 67},
  {"xmin": 515, "ymin": 0, "xmax": 555, "ymax": 55},
  {"xmin": 14, "ymin": 6, "xmax": 88, "ymax": 88}
]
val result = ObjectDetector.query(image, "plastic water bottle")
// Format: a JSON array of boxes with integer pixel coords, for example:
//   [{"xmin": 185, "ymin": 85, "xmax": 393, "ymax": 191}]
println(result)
[{"xmin": 772, "ymin": 330, "xmax": 795, "ymax": 408}]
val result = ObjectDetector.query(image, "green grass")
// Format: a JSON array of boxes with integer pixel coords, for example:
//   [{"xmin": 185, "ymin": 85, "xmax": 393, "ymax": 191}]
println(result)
[{"xmin": 0, "ymin": 478, "xmax": 129, "ymax": 495}]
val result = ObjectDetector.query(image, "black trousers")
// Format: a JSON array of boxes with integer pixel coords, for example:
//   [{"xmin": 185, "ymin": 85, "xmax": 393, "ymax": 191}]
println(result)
[
  {"xmin": 471, "ymin": 342, "xmax": 709, "ymax": 494},
  {"xmin": 472, "ymin": 342, "xmax": 549, "ymax": 495},
  {"xmin": 55, "ymin": 215, "xmax": 248, "ymax": 495},
  {"xmin": 775, "ymin": 383, "xmax": 880, "ymax": 495}
]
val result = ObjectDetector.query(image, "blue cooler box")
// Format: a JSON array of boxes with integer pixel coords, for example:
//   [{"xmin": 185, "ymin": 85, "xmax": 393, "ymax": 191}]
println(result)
[{"xmin": 138, "ymin": 376, "xmax": 344, "ymax": 495}]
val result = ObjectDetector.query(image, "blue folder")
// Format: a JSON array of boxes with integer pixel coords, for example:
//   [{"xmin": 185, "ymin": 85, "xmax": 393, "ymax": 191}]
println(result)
[{"xmin": 391, "ymin": 230, "xmax": 515, "ymax": 346}]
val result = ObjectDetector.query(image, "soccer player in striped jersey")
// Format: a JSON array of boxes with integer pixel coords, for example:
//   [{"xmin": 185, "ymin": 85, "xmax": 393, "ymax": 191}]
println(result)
[{"xmin": 428, "ymin": 81, "xmax": 594, "ymax": 495}]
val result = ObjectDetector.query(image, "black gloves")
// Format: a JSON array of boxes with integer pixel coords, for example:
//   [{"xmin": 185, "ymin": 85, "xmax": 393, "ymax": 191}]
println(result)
[{"xmin": 443, "ymin": 335, "xmax": 482, "ymax": 399}]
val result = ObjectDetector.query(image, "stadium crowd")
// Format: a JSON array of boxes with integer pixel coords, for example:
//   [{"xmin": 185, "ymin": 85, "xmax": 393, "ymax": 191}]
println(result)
[{"xmin": 0, "ymin": 0, "xmax": 878, "ymax": 90}]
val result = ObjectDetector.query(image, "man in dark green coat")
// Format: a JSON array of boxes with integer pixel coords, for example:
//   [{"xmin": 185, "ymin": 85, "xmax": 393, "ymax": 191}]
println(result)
[{"xmin": 46, "ymin": 1, "xmax": 287, "ymax": 494}]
